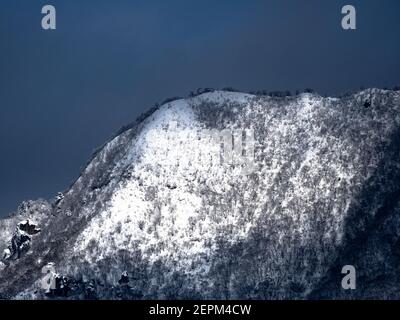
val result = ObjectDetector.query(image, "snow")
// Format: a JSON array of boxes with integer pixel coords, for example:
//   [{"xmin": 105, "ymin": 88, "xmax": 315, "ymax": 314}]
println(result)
[
  {"xmin": 6, "ymin": 89, "xmax": 397, "ymax": 299},
  {"xmin": 71, "ymin": 91, "xmax": 400, "ymax": 281},
  {"xmin": 73, "ymin": 93, "xmax": 261, "ymax": 277}
]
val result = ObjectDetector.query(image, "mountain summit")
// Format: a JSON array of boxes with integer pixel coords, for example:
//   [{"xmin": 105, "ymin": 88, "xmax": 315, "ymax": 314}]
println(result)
[{"xmin": 1, "ymin": 89, "xmax": 400, "ymax": 299}]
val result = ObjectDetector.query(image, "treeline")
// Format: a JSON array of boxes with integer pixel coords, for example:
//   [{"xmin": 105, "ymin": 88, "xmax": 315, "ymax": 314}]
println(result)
[
  {"xmin": 113, "ymin": 84, "xmax": 400, "ymax": 144},
  {"xmin": 157, "ymin": 88, "xmax": 320, "ymax": 105},
  {"xmin": 187, "ymin": 87, "xmax": 316, "ymax": 99}
]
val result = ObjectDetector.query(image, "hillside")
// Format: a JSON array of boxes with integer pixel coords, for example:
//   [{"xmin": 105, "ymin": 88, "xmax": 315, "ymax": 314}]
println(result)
[{"xmin": 1, "ymin": 89, "xmax": 400, "ymax": 299}]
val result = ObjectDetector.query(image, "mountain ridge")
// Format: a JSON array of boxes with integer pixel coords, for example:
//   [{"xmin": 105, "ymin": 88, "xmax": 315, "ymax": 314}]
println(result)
[{"xmin": 1, "ymin": 89, "xmax": 400, "ymax": 299}]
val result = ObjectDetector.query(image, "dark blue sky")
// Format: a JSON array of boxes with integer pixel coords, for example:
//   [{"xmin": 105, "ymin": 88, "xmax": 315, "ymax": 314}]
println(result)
[{"xmin": 1, "ymin": 0, "xmax": 400, "ymax": 216}]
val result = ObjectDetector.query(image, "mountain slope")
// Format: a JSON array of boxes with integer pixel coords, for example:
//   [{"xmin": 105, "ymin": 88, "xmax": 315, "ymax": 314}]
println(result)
[{"xmin": 1, "ymin": 89, "xmax": 400, "ymax": 299}]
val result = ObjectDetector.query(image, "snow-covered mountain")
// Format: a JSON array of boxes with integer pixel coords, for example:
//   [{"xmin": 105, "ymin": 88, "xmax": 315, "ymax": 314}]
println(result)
[{"xmin": 1, "ymin": 89, "xmax": 400, "ymax": 299}]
